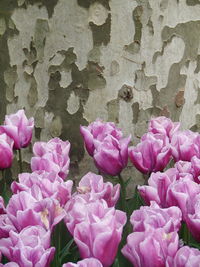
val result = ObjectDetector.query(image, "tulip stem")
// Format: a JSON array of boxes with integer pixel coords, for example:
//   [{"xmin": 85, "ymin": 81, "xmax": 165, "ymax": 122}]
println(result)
[
  {"xmin": 1, "ymin": 170, "xmax": 6, "ymax": 192},
  {"xmin": 18, "ymin": 149, "xmax": 23, "ymax": 173},
  {"xmin": 183, "ymin": 222, "xmax": 190, "ymax": 244},
  {"xmin": 118, "ymin": 174, "xmax": 126, "ymax": 212},
  {"xmin": 1, "ymin": 170, "xmax": 8, "ymax": 204}
]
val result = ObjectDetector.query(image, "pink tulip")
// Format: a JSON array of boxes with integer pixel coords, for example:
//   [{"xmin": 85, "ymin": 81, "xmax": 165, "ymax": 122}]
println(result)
[
  {"xmin": 129, "ymin": 133, "xmax": 171, "ymax": 174},
  {"xmin": 93, "ymin": 135, "xmax": 131, "ymax": 176},
  {"xmin": 0, "ymin": 197, "xmax": 6, "ymax": 215},
  {"xmin": 33, "ymin": 197, "xmax": 65, "ymax": 230},
  {"xmin": 0, "ymin": 109, "xmax": 34, "ymax": 149},
  {"xmin": 191, "ymin": 156, "xmax": 200, "ymax": 183},
  {"xmin": 11, "ymin": 171, "xmax": 73, "ymax": 206},
  {"xmin": 6, "ymin": 191, "xmax": 42, "ymax": 232},
  {"xmin": 0, "ymin": 264, "xmax": 19, "ymax": 266},
  {"xmin": 172, "ymin": 246, "xmax": 200, "ymax": 267},
  {"xmin": 185, "ymin": 194, "xmax": 200, "ymax": 241},
  {"xmin": 174, "ymin": 160, "xmax": 194, "ymax": 181},
  {"xmin": 65, "ymin": 197, "xmax": 108, "ymax": 235},
  {"xmin": 80, "ymin": 119, "xmax": 123, "ymax": 156},
  {"xmin": 171, "ymin": 130, "xmax": 200, "ymax": 161},
  {"xmin": 0, "ymin": 215, "xmax": 16, "ymax": 239},
  {"xmin": 65, "ymin": 199, "xmax": 126, "ymax": 267},
  {"xmin": 0, "ymin": 226, "xmax": 55, "ymax": 267},
  {"xmin": 0, "ymin": 134, "xmax": 13, "ymax": 169},
  {"xmin": 130, "ymin": 201, "xmax": 182, "ymax": 233},
  {"xmin": 31, "ymin": 138, "xmax": 70, "ymax": 179},
  {"xmin": 166, "ymin": 177, "xmax": 200, "ymax": 220},
  {"xmin": 138, "ymin": 169, "xmax": 177, "ymax": 207},
  {"xmin": 148, "ymin": 116, "xmax": 180, "ymax": 140},
  {"xmin": 76, "ymin": 172, "xmax": 120, "ymax": 207},
  {"xmin": 7, "ymin": 191, "xmax": 65, "ymax": 232},
  {"xmin": 122, "ymin": 228, "xmax": 179, "ymax": 267},
  {"xmin": 62, "ymin": 258, "xmax": 103, "ymax": 267}
]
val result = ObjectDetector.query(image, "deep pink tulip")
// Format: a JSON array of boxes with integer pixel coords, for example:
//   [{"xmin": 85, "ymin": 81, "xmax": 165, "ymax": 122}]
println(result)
[
  {"xmin": 130, "ymin": 201, "xmax": 182, "ymax": 233},
  {"xmin": 122, "ymin": 228, "xmax": 179, "ymax": 267},
  {"xmin": 31, "ymin": 138, "xmax": 70, "ymax": 179},
  {"xmin": 11, "ymin": 171, "xmax": 73, "ymax": 206},
  {"xmin": 138, "ymin": 169, "xmax": 177, "ymax": 207},
  {"xmin": 76, "ymin": 172, "xmax": 120, "ymax": 207},
  {"xmin": 166, "ymin": 177, "xmax": 200, "ymax": 220},
  {"xmin": 62, "ymin": 258, "xmax": 103, "ymax": 267},
  {"xmin": 66, "ymin": 199, "xmax": 126, "ymax": 267},
  {"xmin": 172, "ymin": 246, "xmax": 200, "ymax": 267},
  {"xmin": 129, "ymin": 133, "xmax": 171, "ymax": 174},
  {"xmin": 171, "ymin": 130, "xmax": 200, "ymax": 161},
  {"xmin": 148, "ymin": 116, "xmax": 180, "ymax": 140},
  {"xmin": 0, "ymin": 134, "xmax": 13, "ymax": 170},
  {"xmin": 0, "ymin": 226, "xmax": 55, "ymax": 267},
  {"xmin": 0, "ymin": 109, "xmax": 34, "ymax": 149},
  {"xmin": 93, "ymin": 134, "xmax": 131, "ymax": 176},
  {"xmin": 80, "ymin": 119, "xmax": 123, "ymax": 156}
]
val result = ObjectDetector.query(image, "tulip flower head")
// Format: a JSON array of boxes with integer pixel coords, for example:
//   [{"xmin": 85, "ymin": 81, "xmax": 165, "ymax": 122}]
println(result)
[
  {"xmin": 0, "ymin": 134, "xmax": 13, "ymax": 170},
  {"xmin": 129, "ymin": 133, "xmax": 171, "ymax": 174},
  {"xmin": 63, "ymin": 258, "xmax": 103, "ymax": 267},
  {"xmin": 148, "ymin": 116, "xmax": 180, "ymax": 140},
  {"xmin": 0, "ymin": 109, "xmax": 34, "ymax": 149},
  {"xmin": 80, "ymin": 120, "xmax": 123, "ymax": 156},
  {"xmin": 31, "ymin": 138, "xmax": 70, "ymax": 179},
  {"xmin": 81, "ymin": 120, "xmax": 131, "ymax": 176}
]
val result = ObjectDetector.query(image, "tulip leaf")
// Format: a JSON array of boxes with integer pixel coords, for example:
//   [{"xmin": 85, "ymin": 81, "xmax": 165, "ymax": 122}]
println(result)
[
  {"xmin": 112, "ymin": 258, "xmax": 119, "ymax": 267},
  {"xmin": 59, "ymin": 238, "xmax": 74, "ymax": 261},
  {"xmin": 113, "ymin": 250, "xmax": 132, "ymax": 267},
  {"xmin": 188, "ymin": 243, "xmax": 200, "ymax": 250},
  {"xmin": 126, "ymin": 186, "xmax": 144, "ymax": 217}
]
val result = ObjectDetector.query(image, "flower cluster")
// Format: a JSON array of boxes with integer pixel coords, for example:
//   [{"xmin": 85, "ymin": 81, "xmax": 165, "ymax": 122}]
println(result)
[
  {"xmin": 1, "ymin": 113, "xmax": 200, "ymax": 266},
  {"xmin": 121, "ymin": 116, "xmax": 200, "ymax": 266},
  {"xmin": 0, "ymin": 111, "xmax": 128, "ymax": 266},
  {"xmin": 64, "ymin": 172, "xmax": 126, "ymax": 267}
]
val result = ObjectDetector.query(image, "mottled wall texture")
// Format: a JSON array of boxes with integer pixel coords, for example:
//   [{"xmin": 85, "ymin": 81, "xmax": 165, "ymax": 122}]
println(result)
[{"xmin": 1, "ymin": 0, "xmax": 200, "ymax": 191}]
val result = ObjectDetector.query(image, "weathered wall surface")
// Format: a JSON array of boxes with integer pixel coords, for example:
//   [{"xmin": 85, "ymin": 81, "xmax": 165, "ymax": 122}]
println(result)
[{"xmin": 1, "ymin": 0, "xmax": 200, "ymax": 192}]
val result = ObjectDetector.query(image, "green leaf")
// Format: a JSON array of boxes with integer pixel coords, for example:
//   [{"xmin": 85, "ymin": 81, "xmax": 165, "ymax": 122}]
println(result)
[
  {"xmin": 59, "ymin": 238, "xmax": 74, "ymax": 261},
  {"xmin": 112, "ymin": 258, "xmax": 119, "ymax": 267},
  {"xmin": 126, "ymin": 186, "xmax": 144, "ymax": 217},
  {"xmin": 188, "ymin": 243, "xmax": 200, "ymax": 250},
  {"xmin": 112, "ymin": 250, "xmax": 132, "ymax": 267}
]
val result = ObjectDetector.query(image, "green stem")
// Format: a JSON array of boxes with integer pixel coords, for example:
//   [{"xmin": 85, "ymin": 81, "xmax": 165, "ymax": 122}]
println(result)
[
  {"xmin": 1, "ymin": 170, "xmax": 6, "ymax": 192},
  {"xmin": 118, "ymin": 174, "xmax": 126, "ymax": 212},
  {"xmin": 183, "ymin": 223, "xmax": 190, "ymax": 244},
  {"xmin": 1, "ymin": 170, "xmax": 9, "ymax": 204},
  {"xmin": 18, "ymin": 149, "xmax": 23, "ymax": 173}
]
